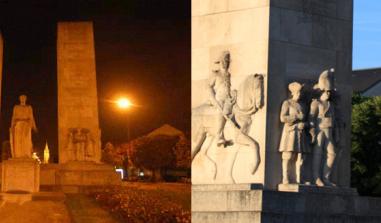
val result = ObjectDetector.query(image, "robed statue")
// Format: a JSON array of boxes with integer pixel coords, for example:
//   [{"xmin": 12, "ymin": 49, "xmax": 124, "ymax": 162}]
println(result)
[{"xmin": 10, "ymin": 95, "xmax": 38, "ymax": 158}]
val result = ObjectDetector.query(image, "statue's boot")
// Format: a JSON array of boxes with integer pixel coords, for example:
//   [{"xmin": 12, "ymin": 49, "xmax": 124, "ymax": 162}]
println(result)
[
  {"xmin": 322, "ymin": 153, "xmax": 336, "ymax": 187},
  {"xmin": 217, "ymin": 138, "xmax": 227, "ymax": 147},
  {"xmin": 315, "ymin": 178, "xmax": 325, "ymax": 187},
  {"xmin": 282, "ymin": 158, "xmax": 291, "ymax": 184}
]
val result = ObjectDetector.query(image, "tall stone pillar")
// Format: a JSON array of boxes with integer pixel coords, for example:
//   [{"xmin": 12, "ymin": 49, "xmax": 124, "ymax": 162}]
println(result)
[
  {"xmin": 57, "ymin": 22, "xmax": 101, "ymax": 164},
  {"xmin": 192, "ymin": 0, "xmax": 353, "ymax": 189},
  {"xmin": 192, "ymin": 1, "xmax": 365, "ymax": 222}
]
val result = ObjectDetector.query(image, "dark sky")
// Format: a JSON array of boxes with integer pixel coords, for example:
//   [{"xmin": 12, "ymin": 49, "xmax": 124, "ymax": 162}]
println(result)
[{"xmin": 0, "ymin": 0, "xmax": 190, "ymax": 162}]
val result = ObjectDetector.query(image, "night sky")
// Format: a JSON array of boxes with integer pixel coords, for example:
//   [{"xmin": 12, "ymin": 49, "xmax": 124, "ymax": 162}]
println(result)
[{"xmin": 0, "ymin": 0, "xmax": 190, "ymax": 162}]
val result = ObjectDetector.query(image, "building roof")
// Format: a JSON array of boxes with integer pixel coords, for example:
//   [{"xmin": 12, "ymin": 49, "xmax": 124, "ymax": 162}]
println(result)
[
  {"xmin": 146, "ymin": 124, "xmax": 184, "ymax": 137},
  {"xmin": 353, "ymin": 68, "xmax": 381, "ymax": 93}
]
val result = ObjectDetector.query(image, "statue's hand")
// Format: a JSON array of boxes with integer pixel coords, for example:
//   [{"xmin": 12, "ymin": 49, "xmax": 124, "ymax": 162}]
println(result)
[{"xmin": 310, "ymin": 128, "xmax": 316, "ymax": 144}]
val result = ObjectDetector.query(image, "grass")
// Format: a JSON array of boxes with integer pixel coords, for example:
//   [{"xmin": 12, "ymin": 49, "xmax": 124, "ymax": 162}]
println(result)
[{"xmin": 90, "ymin": 182, "xmax": 191, "ymax": 223}]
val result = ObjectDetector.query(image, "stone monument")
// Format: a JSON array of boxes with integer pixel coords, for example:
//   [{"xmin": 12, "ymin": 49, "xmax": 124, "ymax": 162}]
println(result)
[
  {"xmin": 57, "ymin": 21, "xmax": 101, "ymax": 164},
  {"xmin": 47, "ymin": 21, "xmax": 120, "ymax": 192},
  {"xmin": 2, "ymin": 95, "xmax": 40, "ymax": 193},
  {"xmin": 192, "ymin": 1, "xmax": 381, "ymax": 222}
]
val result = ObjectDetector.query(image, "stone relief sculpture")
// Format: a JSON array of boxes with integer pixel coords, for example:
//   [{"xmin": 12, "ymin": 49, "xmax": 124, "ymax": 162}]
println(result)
[
  {"xmin": 192, "ymin": 51, "xmax": 264, "ymax": 180},
  {"xmin": 279, "ymin": 82, "xmax": 310, "ymax": 185},
  {"xmin": 66, "ymin": 128, "xmax": 97, "ymax": 162},
  {"xmin": 309, "ymin": 68, "xmax": 340, "ymax": 187},
  {"xmin": 207, "ymin": 51, "xmax": 235, "ymax": 147},
  {"xmin": 10, "ymin": 95, "xmax": 38, "ymax": 158}
]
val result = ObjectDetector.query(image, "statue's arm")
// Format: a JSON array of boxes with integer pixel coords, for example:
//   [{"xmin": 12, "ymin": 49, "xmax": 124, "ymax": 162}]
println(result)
[
  {"xmin": 280, "ymin": 101, "xmax": 293, "ymax": 124},
  {"xmin": 309, "ymin": 100, "xmax": 319, "ymax": 142},
  {"xmin": 208, "ymin": 71, "xmax": 219, "ymax": 107},
  {"xmin": 29, "ymin": 106, "xmax": 38, "ymax": 132}
]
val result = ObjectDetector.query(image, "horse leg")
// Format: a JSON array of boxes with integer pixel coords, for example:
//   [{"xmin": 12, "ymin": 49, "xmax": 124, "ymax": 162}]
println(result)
[
  {"xmin": 191, "ymin": 127, "xmax": 207, "ymax": 161},
  {"xmin": 236, "ymin": 131, "xmax": 261, "ymax": 175}
]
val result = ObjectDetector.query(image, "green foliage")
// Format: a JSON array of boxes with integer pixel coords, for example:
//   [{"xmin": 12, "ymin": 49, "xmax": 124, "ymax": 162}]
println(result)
[
  {"xmin": 351, "ymin": 95, "xmax": 381, "ymax": 196},
  {"xmin": 130, "ymin": 135, "xmax": 179, "ymax": 180}
]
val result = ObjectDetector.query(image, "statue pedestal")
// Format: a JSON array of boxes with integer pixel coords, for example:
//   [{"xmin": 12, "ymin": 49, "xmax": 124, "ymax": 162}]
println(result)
[
  {"xmin": 1, "ymin": 158, "xmax": 40, "ymax": 193},
  {"xmin": 192, "ymin": 184, "xmax": 381, "ymax": 223},
  {"xmin": 40, "ymin": 161, "xmax": 121, "ymax": 193}
]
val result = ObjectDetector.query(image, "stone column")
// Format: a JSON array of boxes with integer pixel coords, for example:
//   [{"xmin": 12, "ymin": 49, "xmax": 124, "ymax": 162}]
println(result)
[
  {"xmin": 57, "ymin": 22, "xmax": 101, "ymax": 164},
  {"xmin": 192, "ymin": 0, "xmax": 353, "ymax": 190}
]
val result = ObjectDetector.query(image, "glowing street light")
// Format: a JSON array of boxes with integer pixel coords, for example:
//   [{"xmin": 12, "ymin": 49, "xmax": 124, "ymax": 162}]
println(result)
[{"xmin": 116, "ymin": 97, "xmax": 132, "ymax": 109}]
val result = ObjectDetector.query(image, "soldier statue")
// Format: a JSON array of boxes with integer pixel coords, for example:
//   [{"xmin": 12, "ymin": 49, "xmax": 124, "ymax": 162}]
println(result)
[
  {"xmin": 279, "ymin": 82, "xmax": 309, "ymax": 184},
  {"xmin": 208, "ymin": 51, "xmax": 236, "ymax": 147},
  {"xmin": 309, "ymin": 69, "xmax": 339, "ymax": 187}
]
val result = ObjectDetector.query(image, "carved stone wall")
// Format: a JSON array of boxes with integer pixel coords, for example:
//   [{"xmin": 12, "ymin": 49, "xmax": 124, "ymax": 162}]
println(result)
[
  {"xmin": 192, "ymin": 0, "xmax": 353, "ymax": 189},
  {"xmin": 57, "ymin": 22, "xmax": 101, "ymax": 163}
]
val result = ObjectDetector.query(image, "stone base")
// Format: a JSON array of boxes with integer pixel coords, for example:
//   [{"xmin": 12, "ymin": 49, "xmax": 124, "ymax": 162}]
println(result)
[
  {"xmin": 192, "ymin": 184, "xmax": 381, "ymax": 223},
  {"xmin": 40, "ymin": 161, "xmax": 121, "ymax": 192},
  {"xmin": 277, "ymin": 183, "xmax": 358, "ymax": 195},
  {"xmin": 1, "ymin": 158, "xmax": 40, "ymax": 193}
]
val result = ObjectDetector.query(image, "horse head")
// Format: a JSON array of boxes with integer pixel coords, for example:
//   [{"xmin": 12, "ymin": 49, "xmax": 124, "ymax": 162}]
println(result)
[{"xmin": 235, "ymin": 74, "xmax": 264, "ymax": 115}]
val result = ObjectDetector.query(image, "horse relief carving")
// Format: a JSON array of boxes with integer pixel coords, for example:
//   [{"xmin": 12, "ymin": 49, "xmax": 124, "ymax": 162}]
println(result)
[{"xmin": 192, "ymin": 51, "xmax": 264, "ymax": 182}]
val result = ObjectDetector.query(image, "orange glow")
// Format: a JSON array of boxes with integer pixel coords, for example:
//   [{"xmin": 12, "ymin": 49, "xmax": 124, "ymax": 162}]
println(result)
[{"xmin": 116, "ymin": 97, "xmax": 132, "ymax": 109}]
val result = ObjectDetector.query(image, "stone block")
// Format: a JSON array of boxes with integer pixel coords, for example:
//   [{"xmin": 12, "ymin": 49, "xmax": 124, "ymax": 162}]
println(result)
[
  {"xmin": 2, "ymin": 158, "xmax": 40, "ymax": 193},
  {"xmin": 193, "ymin": 8, "xmax": 269, "ymax": 48},
  {"xmin": 337, "ymin": 0, "xmax": 353, "ymax": 21},
  {"xmin": 40, "ymin": 163, "xmax": 60, "ymax": 185},
  {"xmin": 270, "ymin": 0, "xmax": 303, "ymax": 11},
  {"xmin": 278, "ymin": 183, "xmax": 358, "ymax": 195},
  {"xmin": 285, "ymin": 43, "xmax": 336, "ymax": 80},
  {"xmin": 191, "ymin": 0, "xmax": 228, "ymax": 17},
  {"xmin": 312, "ymin": 15, "xmax": 337, "ymax": 49},
  {"xmin": 270, "ymin": 0, "xmax": 338, "ymax": 18},
  {"xmin": 192, "ymin": 0, "xmax": 269, "ymax": 17},
  {"xmin": 56, "ymin": 161, "xmax": 121, "ymax": 187},
  {"xmin": 228, "ymin": 0, "xmax": 269, "ymax": 11},
  {"xmin": 192, "ymin": 185, "xmax": 381, "ymax": 223},
  {"xmin": 279, "ymin": 9, "xmax": 313, "ymax": 46}
]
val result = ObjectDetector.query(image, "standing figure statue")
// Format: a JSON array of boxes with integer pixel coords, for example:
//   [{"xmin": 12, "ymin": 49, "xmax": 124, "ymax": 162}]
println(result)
[
  {"xmin": 208, "ymin": 51, "xmax": 235, "ymax": 147},
  {"xmin": 309, "ymin": 69, "xmax": 339, "ymax": 187},
  {"xmin": 10, "ymin": 95, "xmax": 38, "ymax": 158},
  {"xmin": 279, "ymin": 82, "xmax": 309, "ymax": 185}
]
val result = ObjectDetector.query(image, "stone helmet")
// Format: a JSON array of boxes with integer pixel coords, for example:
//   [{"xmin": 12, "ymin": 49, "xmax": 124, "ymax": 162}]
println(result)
[
  {"xmin": 313, "ymin": 68, "xmax": 335, "ymax": 91},
  {"xmin": 288, "ymin": 82, "xmax": 303, "ymax": 94}
]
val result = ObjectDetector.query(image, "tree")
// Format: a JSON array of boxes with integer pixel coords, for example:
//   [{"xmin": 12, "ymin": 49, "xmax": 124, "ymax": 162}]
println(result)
[
  {"xmin": 102, "ymin": 142, "xmax": 124, "ymax": 166},
  {"xmin": 351, "ymin": 95, "xmax": 381, "ymax": 196},
  {"xmin": 130, "ymin": 135, "xmax": 178, "ymax": 181},
  {"xmin": 173, "ymin": 136, "xmax": 191, "ymax": 169}
]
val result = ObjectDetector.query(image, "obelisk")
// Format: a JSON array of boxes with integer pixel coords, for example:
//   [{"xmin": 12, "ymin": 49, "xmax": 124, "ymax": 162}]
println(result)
[{"xmin": 57, "ymin": 22, "xmax": 101, "ymax": 163}]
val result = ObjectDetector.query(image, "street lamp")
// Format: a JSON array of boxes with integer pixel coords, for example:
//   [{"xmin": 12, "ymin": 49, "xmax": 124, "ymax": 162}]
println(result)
[
  {"xmin": 115, "ymin": 97, "xmax": 133, "ymax": 180},
  {"xmin": 116, "ymin": 97, "xmax": 132, "ymax": 109}
]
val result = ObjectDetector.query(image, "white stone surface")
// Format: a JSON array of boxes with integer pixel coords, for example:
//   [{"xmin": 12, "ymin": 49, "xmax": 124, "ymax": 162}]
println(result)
[
  {"xmin": 192, "ymin": 185, "xmax": 381, "ymax": 223},
  {"xmin": 192, "ymin": 0, "xmax": 353, "ymax": 190}
]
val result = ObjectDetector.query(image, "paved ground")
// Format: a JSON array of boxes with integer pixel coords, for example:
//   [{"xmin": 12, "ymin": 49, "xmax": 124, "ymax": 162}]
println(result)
[
  {"xmin": 65, "ymin": 194, "xmax": 119, "ymax": 223},
  {"xmin": 0, "ymin": 200, "xmax": 71, "ymax": 223}
]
